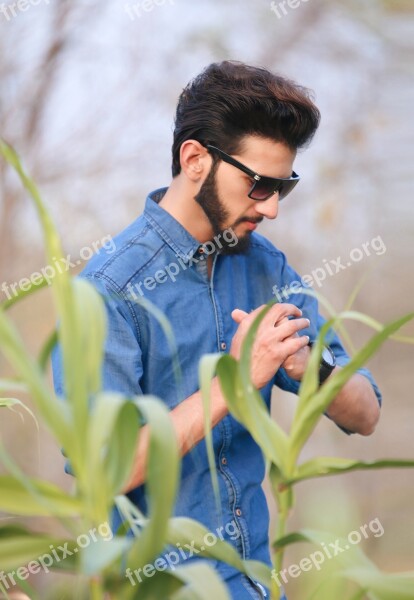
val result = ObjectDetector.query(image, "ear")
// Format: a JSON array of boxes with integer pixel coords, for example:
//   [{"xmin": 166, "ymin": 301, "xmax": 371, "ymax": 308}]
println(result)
[{"xmin": 179, "ymin": 140, "xmax": 212, "ymax": 183}]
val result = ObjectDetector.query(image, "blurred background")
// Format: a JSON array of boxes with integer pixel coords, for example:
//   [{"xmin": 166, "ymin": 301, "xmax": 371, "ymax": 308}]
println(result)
[{"xmin": 0, "ymin": 0, "xmax": 413, "ymax": 596}]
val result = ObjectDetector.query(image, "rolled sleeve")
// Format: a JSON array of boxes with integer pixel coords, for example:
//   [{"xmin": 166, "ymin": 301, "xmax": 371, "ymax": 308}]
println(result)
[{"xmin": 271, "ymin": 253, "xmax": 382, "ymax": 434}]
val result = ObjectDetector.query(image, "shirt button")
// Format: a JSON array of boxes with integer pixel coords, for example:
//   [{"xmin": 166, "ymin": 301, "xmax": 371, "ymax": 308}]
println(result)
[
  {"xmin": 198, "ymin": 246, "xmax": 205, "ymax": 254},
  {"xmin": 220, "ymin": 342, "xmax": 227, "ymax": 350},
  {"xmin": 221, "ymin": 456, "xmax": 227, "ymax": 465},
  {"xmin": 235, "ymin": 508, "xmax": 242, "ymax": 517}
]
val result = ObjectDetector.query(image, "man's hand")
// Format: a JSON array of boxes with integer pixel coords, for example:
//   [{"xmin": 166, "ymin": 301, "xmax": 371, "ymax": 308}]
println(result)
[
  {"xmin": 281, "ymin": 337, "xmax": 311, "ymax": 381},
  {"xmin": 230, "ymin": 303, "xmax": 310, "ymax": 389}
]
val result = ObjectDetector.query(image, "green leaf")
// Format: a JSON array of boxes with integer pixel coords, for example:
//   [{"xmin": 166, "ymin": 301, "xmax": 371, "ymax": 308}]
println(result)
[
  {"xmin": 289, "ymin": 312, "xmax": 414, "ymax": 466},
  {"xmin": 0, "ymin": 474, "xmax": 82, "ymax": 517},
  {"xmin": 338, "ymin": 568, "xmax": 414, "ymax": 599},
  {"xmin": 38, "ymin": 328, "xmax": 58, "ymax": 372},
  {"xmin": 199, "ymin": 353, "xmax": 223, "ymax": 518},
  {"xmin": 291, "ymin": 457, "xmax": 414, "ymax": 484},
  {"xmin": 0, "ymin": 525, "xmax": 78, "ymax": 572},
  {"xmin": 86, "ymin": 393, "xmax": 140, "ymax": 521},
  {"xmin": 0, "ymin": 308, "xmax": 72, "ymax": 448},
  {"xmin": 166, "ymin": 517, "xmax": 272, "ymax": 590},
  {"xmin": 80, "ymin": 535, "xmax": 132, "ymax": 576},
  {"xmin": 169, "ymin": 563, "xmax": 230, "ymax": 599},
  {"xmin": 125, "ymin": 395, "xmax": 180, "ymax": 572},
  {"xmin": 0, "ymin": 396, "xmax": 38, "ymax": 429},
  {"xmin": 273, "ymin": 528, "xmax": 376, "ymax": 571},
  {"xmin": 0, "ymin": 274, "xmax": 50, "ymax": 311},
  {"xmin": 216, "ymin": 303, "xmax": 289, "ymax": 474}
]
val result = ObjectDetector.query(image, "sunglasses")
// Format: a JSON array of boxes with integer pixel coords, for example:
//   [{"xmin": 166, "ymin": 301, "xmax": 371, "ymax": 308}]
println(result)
[{"xmin": 206, "ymin": 144, "xmax": 300, "ymax": 201}]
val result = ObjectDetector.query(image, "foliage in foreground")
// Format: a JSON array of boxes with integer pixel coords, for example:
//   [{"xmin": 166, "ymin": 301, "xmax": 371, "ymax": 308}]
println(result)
[{"xmin": 0, "ymin": 141, "xmax": 414, "ymax": 599}]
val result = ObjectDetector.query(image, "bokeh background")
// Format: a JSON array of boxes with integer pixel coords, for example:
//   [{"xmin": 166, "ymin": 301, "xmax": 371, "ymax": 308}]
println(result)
[{"xmin": 1, "ymin": 0, "xmax": 413, "ymax": 596}]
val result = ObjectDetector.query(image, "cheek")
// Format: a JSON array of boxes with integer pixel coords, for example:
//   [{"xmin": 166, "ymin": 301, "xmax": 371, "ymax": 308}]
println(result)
[{"xmin": 219, "ymin": 174, "xmax": 250, "ymax": 204}]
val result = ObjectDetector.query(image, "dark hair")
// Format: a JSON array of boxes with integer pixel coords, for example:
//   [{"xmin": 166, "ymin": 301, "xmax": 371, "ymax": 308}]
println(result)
[{"xmin": 171, "ymin": 60, "xmax": 321, "ymax": 177}]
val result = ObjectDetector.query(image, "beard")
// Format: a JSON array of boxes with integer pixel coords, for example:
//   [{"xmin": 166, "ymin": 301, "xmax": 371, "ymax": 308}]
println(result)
[{"xmin": 194, "ymin": 162, "xmax": 254, "ymax": 256}]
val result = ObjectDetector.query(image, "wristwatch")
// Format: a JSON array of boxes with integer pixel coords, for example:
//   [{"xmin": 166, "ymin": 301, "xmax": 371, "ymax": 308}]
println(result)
[{"xmin": 308, "ymin": 342, "xmax": 336, "ymax": 385}]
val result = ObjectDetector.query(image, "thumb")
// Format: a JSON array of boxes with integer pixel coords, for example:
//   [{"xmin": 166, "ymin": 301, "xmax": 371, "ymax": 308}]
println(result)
[{"xmin": 231, "ymin": 308, "xmax": 249, "ymax": 323}]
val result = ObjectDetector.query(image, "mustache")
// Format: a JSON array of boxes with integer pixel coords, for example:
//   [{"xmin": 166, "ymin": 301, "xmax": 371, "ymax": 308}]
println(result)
[{"xmin": 236, "ymin": 216, "xmax": 264, "ymax": 225}]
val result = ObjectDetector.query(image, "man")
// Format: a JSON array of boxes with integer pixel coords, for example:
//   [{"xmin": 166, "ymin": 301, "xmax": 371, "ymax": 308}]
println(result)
[{"xmin": 52, "ymin": 61, "xmax": 381, "ymax": 599}]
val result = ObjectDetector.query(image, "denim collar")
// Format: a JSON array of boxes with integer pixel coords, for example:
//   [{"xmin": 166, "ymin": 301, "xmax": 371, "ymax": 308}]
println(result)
[{"xmin": 144, "ymin": 187, "xmax": 201, "ymax": 261}]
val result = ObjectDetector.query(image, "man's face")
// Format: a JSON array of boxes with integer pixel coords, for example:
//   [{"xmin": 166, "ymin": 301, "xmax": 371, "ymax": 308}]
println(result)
[{"xmin": 194, "ymin": 135, "xmax": 297, "ymax": 255}]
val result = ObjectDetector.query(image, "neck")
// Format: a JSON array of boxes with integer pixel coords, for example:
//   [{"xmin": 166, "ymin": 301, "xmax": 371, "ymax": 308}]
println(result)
[{"xmin": 158, "ymin": 178, "xmax": 214, "ymax": 243}]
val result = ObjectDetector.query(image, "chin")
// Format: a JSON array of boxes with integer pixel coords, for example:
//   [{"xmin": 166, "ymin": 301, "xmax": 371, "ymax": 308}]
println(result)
[{"xmin": 219, "ymin": 232, "xmax": 252, "ymax": 256}]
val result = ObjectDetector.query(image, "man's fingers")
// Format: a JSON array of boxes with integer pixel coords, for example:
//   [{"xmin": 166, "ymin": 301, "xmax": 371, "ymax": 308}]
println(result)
[
  {"xmin": 232, "ymin": 303, "xmax": 303, "ymax": 330},
  {"xmin": 273, "ymin": 317, "xmax": 310, "ymax": 341},
  {"xmin": 263, "ymin": 303, "xmax": 303, "ymax": 328},
  {"xmin": 231, "ymin": 309, "xmax": 249, "ymax": 323},
  {"xmin": 280, "ymin": 334, "xmax": 310, "ymax": 360}
]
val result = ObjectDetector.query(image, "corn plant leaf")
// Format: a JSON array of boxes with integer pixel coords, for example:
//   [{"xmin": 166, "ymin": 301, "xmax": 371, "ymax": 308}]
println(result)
[
  {"xmin": 0, "ymin": 275, "xmax": 50, "ymax": 311},
  {"xmin": 86, "ymin": 393, "xmax": 140, "ymax": 521},
  {"xmin": 215, "ymin": 302, "xmax": 290, "ymax": 474},
  {"xmin": 169, "ymin": 563, "xmax": 230, "ymax": 599},
  {"xmin": 136, "ymin": 564, "xmax": 230, "ymax": 600},
  {"xmin": 166, "ymin": 517, "xmax": 272, "ymax": 590},
  {"xmin": 80, "ymin": 535, "xmax": 133, "ymax": 576},
  {"xmin": 273, "ymin": 528, "xmax": 376, "ymax": 572},
  {"xmin": 199, "ymin": 353, "xmax": 223, "ymax": 519},
  {"xmin": 0, "ymin": 378, "xmax": 28, "ymax": 393},
  {"xmin": 0, "ymin": 308, "xmax": 72, "ymax": 448},
  {"xmin": 290, "ymin": 457, "xmax": 414, "ymax": 484},
  {"xmin": 0, "ymin": 474, "xmax": 82, "ymax": 517},
  {"xmin": 239, "ymin": 303, "xmax": 290, "ymax": 472},
  {"xmin": 38, "ymin": 328, "xmax": 58, "ymax": 372},
  {"xmin": 0, "ymin": 141, "xmax": 83, "ymax": 429},
  {"xmin": 338, "ymin": 568, "xmax": 414, "ymax": 599},
  {"xmin": 125, "ymin": 395, "xmax": 180, "ymax": 572},
  {"xmin": 290, "ymin": 312, "xmax": 414, "ymax": 464},
  {"xmin": 0, "ymin": 396, "xmax": 38, "ymax": 429},
  {"xmin": 0, "ymin": 525, "xmax": 78, "ymax": 572}
]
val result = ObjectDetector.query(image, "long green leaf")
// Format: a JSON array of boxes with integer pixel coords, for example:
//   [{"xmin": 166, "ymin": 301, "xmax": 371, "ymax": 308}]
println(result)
[
  {"xmin": 289, "ymin": 312, "xmax": 414, "ymax": 464},
  {"xmin": 0, "ymin": 474, "xmax": 82, "ymax": 517},
  {"xmin": 0, "ymin": 396, "xmax": 38, "ymax": 428},
  {"xmin": 125, "ymin": 395, "xmax": 180, "ymax": 572},
  {"xmin": 0, "ymin": 275, "xmax": 50, "ymax": 311},
  {"xmin": 0, "ymin": 308, "xmax": 72, "ymax": 448},
  {"xmin": 166, "ymin": 517, "xmax": 272, "ymax": 589},
  {"xmin": 0, "ymin": 526, "xmax": 78, "ymax": 572},
  {"xmin": 86, "ymin": 393, "xmax": 140, "ymax": 522},
  {"xmin": 290, "ymin": 457, "xmax": 414, "ymax": 484},
  {"xmin": 199, "ymin": 353, "xmax": 223, "ymax": 519}
]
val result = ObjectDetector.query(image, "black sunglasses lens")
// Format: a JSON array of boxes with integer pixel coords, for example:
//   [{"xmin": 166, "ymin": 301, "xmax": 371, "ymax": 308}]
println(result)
[
  {"xmin": 250, "ymin": 179, "xmax": 279, "ymax": 200},
  {"xmin": 279, "ymin": 179, "xmax": 299, "ymax": 199},
  {"xmin": 251, "ymin": 177, "xmax": 299, "ymax": 201}
]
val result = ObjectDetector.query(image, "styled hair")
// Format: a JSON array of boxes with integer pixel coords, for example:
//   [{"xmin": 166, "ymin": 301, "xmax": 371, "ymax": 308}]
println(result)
[{"xmin": 171, "ymin": 60, "xmax": 321, "ymax": 177}]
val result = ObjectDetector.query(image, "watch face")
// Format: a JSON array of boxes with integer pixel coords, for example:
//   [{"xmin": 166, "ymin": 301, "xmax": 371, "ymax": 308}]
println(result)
[{"xmin": 321, "ymin": 346, "xmax": 335, "ymax": 367}]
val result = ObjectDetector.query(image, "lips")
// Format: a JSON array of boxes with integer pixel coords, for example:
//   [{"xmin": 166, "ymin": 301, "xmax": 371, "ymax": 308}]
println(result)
[{"xmin": 244, "ymin": 221, "xmax": 258, "ymax": 230}]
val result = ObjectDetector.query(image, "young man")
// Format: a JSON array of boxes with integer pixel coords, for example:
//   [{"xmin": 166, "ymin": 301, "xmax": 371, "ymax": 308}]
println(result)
[{"xmin": 52, "ymin": 61, "xmax": 381, "ymax": 599}]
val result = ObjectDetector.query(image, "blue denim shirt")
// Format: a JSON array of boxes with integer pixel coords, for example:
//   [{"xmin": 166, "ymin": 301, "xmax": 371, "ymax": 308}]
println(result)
[{"xmin": 52, "ymin": 187, "xmax": 381, "ymax": 600}]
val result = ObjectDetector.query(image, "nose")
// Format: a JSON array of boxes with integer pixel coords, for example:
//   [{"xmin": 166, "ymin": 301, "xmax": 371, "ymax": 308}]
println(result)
[{"xmin": 253, "ymin": 192, "xmax": 279, "ymax": 220}]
